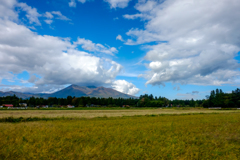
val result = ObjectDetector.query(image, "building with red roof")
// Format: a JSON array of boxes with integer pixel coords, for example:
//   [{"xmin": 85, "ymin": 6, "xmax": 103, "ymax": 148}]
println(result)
[{"xmin": 2, "ymin": 104, "xmax": 13, "ymax": 107}]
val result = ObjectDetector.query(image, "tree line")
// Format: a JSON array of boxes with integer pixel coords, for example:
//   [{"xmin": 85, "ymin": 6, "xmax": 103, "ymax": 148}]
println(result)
[
  {"xmin": 0, "ymin": 94, "xmax": 204, "ymax": 107},
  {"xmin": 202, "ymin": 88, "xmax": 240, "ymax": 108},
  {"xmin": 1, "ymin": 88, "xmax": 240, "ymax": 108},
  {"xmin": 0, "ymin": 95, "xmax": 138, "ymax": 107}
]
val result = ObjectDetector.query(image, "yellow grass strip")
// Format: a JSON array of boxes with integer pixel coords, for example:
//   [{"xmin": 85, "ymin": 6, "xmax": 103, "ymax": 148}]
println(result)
[{"xmin": 0, "ymin": 108, "xmax": 240, "ymax": 119}]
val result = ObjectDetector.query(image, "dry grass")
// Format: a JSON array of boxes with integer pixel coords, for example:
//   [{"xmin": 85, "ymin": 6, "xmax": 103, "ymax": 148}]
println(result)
[
  {"xmin": 0, "ymin": 108, "xmax": 239, "ymax": 118},
  {"xmin": 0, "ymin": 113, "xmax": 240, "ymax": 159}
]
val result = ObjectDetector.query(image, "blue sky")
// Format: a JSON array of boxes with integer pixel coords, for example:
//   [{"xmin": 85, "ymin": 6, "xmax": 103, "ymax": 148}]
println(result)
[{"xmin": 0, "ymin": 0, "xmax": 240, "ymax": 99}]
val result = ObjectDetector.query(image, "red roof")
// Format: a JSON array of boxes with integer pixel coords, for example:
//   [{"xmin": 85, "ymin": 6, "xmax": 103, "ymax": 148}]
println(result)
[{"xmin": 3, "ymin": 104, "xmax": 13, "ymax": 107}]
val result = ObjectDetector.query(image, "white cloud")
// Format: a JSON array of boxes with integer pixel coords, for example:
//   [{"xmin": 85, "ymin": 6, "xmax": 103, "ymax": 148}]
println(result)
[
  {"xmin": 68, "ymin": 0, "xmax": 89, "ymax": 7},
  {"xmin": 135, "ymin": 0, "xmax": 157, "ymax": 12},
  {"xmin": 51, "ymin": 11, "xmax": 71, "ymax": 21},
  {"xmin": 125, "ymin": 0, "xmax": 240, "ymax": 86},
  {"xmin": 1, "ymin": 0, "xmax": 70, "ymax": 26},
  {"xmin": 123, "ymin": 13, "xmax": 151, "ymax": 20},
  {"xmin": 123, "ymin": 14, "xmax": 141, "ymax": 20},
  {"xmin": 112, "ymin": 80, "xmax": 140, "ymax": 95},
  {"xmin": 44, "ymin": 19, "xmax": 53, "ymax": 24},
  {"xmin": 104, "ymin": 0, "xmax": 131, "ymax": 9},
  {"xmin": 0, "ymin": 84, "xmax": 67, "ymax": 94},
  {"xmin": 74, "ymin": 37, "xmax": 118, "ymax": 55},
  {"xmin": 44, "ymin": 12, "xmax": 54, "ymax": 19},
  {"xmin": 0, "ymin": 9, "xmax": 122, "ymax": 93},
  {"xmin": 78, "ymin": 0, "xmax": 87, "ymax": 3},
  {"xmin": 69, "ymin": 0, "xmax": 77, "ymax": 7},
  {"xmin": 0, "ymin": 0, "xmax": 18, "ymax": 21},
  {"xmin": 17, "ymin": 2, "xmax": 41, "ymax": 25},
  {"xmin": 43, "ymin": 11, "xmax": 71, "ymax": 25},
  {"xmin": 116, "ymin": 34, "xmax": 124, "ymax": 42}
]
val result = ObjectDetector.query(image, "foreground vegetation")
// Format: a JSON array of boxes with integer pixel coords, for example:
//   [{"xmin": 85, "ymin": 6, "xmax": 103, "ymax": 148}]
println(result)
[{"xmin": 0, "ymin": 113, "xmax": 240, "ymax": 159}]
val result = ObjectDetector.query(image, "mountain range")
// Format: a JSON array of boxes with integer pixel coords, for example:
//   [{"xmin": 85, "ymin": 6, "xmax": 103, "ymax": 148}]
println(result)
[{"xmin": 0, "ymin": 85, "xmax": 137, "ymax": 99}]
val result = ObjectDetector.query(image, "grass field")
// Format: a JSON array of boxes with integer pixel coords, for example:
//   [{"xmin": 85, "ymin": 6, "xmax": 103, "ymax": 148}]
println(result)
[
  {"xmin": 0, "ymin": 108, "xmax": 240, "ymax": 119},
  {"xmin": 0, "ymin": 111, "xmax": 240, "ymax": 159}
]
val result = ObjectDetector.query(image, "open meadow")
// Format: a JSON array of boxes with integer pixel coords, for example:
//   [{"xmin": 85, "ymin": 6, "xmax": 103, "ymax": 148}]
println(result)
[
  {"xmin": 0, "ymin": 109, "xmax": 240, "ymax": 159},
  {"xmin": 0, "ymin": 108, "xmax": 240, "ymax": 119}
]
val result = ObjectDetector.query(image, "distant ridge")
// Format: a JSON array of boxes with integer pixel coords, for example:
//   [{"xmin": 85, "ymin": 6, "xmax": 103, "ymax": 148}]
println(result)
[{"xmin": 0, "ymin": 85, "xmax": 137, "ymax": 99}]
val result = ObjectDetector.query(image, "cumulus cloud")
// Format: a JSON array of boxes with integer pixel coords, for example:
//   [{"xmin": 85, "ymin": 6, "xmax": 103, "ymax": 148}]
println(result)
[
  {"xmin": 104, "ymin": 0, "xmax": 131, "ymax": 9},
  {"xmin": 0, "ymin": 2, "xmax": 122, "ymax": 93},
  {"xmin": 112, "ymin": 80, "xmax": 140, "ymax": 95},
  {"xmin": 125, "ymin": 0, "xmax": 240, "ymax": 86},
  {"xmin": 74, "ymin": 37, "xmax": 118, "ymax": 55},
  {"xmin": 0, "ymin": 0, "xmax": 18, "ymax": 21},
  {"xmin": 0, "ymin": 20, "xmax": 122, "ymax": 87},
  {"xmin": 116, "ymin": 35, "xmax": 124, "ymax": 42},
  {"xmin": 68, "ymin": 0, "xmax": 89, "ymax": 7}
]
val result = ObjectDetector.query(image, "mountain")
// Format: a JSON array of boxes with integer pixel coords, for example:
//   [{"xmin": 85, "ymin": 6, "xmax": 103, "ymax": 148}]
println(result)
[
  {"xmin": 0, "ymin": 85, "xmax": 137, "ymax": 99},
  {"xmin": 0, "ymin": 91, "xmax": 30, "ymax": 99},
  {"xmin": 48, "ymin": 85, "xmax": 89, "ymax": 98}
]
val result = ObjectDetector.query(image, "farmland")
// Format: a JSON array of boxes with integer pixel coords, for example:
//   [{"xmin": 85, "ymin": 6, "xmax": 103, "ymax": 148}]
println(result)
[
  {"xmin": 0, "ymin": 109, "xmax": 240, "ymax": 159},
  {"xmin": 0, "ymin": 108, "xmax": 240, "ymax": 119}
]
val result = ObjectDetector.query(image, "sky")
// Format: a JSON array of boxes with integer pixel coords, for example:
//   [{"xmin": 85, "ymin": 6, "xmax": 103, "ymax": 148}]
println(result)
[{"xmin": 0, "ymin": 0, "xmax": 240, "ymax": 100}]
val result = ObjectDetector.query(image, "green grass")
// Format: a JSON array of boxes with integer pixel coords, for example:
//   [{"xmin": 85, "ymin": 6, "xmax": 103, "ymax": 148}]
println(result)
[{"xmin": 0, "ymin": 113, "xmax": 240, "ymax": 159}]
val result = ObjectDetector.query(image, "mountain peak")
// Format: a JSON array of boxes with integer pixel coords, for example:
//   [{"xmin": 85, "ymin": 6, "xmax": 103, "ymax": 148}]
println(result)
[
  {"xmin": 70, "ymin": 84, "xmax": 78, "ymax": 87},
  {"xmin": 0, "ymin": 85, "xmax": 137, "ymax": 99}
]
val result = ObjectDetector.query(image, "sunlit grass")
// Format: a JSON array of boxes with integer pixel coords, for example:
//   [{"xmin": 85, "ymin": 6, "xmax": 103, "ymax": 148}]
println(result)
[
  {"xmin": 0, "ymin": 108, "xmax": 239, "ymax": 119},
  {"xmin": 0, "ymin": 113, "xmax": 240, "ymax": 159}
]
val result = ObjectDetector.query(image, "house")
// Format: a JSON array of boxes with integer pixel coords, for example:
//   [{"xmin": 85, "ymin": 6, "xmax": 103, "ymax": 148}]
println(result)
[
  {"xmin": 67, "ymin": 105, "xmax": 75, "ymax": 108},
  {"xmin": 0, "ymin": 106, "xmax": 2, "ymax": 108},
  {"xmin": 2, "ymin": 104, "xmax": 13, "ymax": 107},
  {"xmin": 122, "ymin": 105, "xmax": 130, "ymax": 108},
  {"xmin": 42, "ymin": 105, "xmax": 48, "ymax": 108},
  {"xmin": 19, "ymin": 103, "xmax": 27, "ymax": 107}
]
